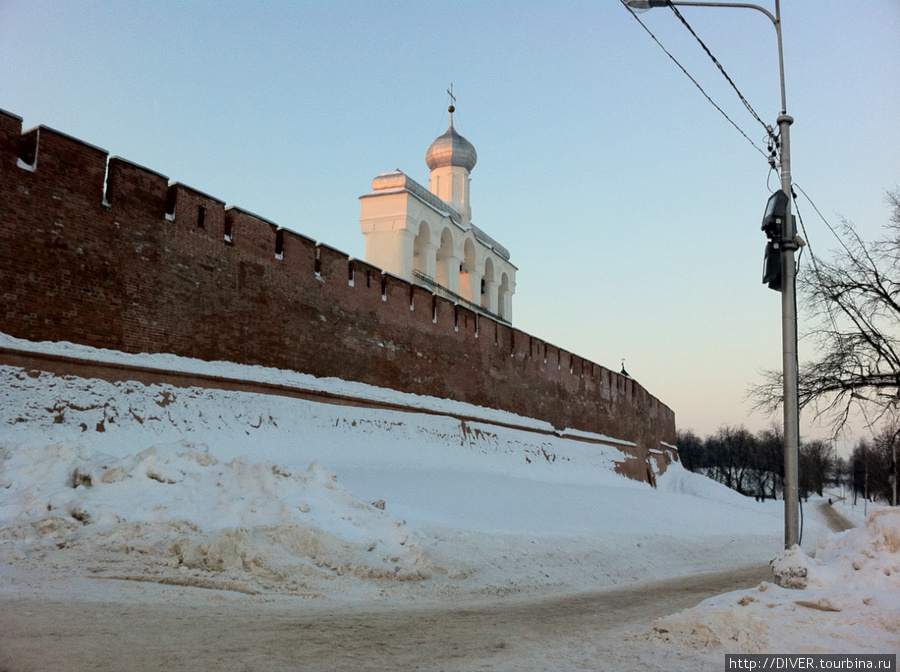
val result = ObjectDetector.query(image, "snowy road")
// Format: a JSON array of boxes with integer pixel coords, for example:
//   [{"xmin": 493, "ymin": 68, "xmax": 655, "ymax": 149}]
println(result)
[
  {"xmin": 817, "ymin": 501, "xmax": 854, "ymax": 533},
  {"xmin": 0, "ymin": 563, "xmax": 771, "ymax": 672}
]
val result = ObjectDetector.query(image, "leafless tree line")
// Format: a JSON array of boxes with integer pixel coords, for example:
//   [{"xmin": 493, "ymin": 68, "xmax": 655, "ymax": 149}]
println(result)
[
  {"xmin": 844, "ymin": 424, "xmax": 898, "ymax": 506},
  {"xmin": 677, "ymin": 426, "xmax": 820, "ymax": 500},
  {"xmin": 676, "ymin": 424, "xmax": 896, "ymax": 505}
]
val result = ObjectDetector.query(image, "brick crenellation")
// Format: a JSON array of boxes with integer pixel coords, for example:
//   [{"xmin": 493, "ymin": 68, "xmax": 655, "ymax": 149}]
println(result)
[{"xmin": 0, "ymin": 109, "xmax": 676, "ymax": 479}]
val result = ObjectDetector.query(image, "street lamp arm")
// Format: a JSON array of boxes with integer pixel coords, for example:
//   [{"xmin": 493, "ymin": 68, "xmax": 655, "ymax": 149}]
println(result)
[
  {"xmin": 673, "ymin": 1, "xmax": 785, "ymax": 112},
  {"xmin": 624, "ymin": 0, "xmax": 787, "ymax": 113},
  {"xmin": 668, "ymin": 2, "xmax": 777, "ymax": 27},
  {"xmin": 626, "ymin": 0, "xmax": 775, "ymax": 24}
]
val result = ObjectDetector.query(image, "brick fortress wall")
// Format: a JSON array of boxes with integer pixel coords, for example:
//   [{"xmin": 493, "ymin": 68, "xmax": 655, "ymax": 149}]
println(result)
[{"xmin": 0, "ymin": 109, "xmax": 677, "ymax": 479}]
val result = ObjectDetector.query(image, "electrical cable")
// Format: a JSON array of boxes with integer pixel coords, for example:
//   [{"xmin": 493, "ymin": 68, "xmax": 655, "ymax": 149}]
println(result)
[
  {"xmin": 793, "ymin": 191, "xmax": 808, "ymax": 270},
  {"xmin": 620, "ymin": 1, "xmax": 770, "ymax": 160},
  {"xmin": 794, "ymin": 183, "xmax": 854, "ymax": 258},
  {"xmin": 667, "ymin": 3, "xmax": 773, "ymax": 138},
  {"xmin": 792, "ymin": 184, "xmax": 891, "ymax": 438},
  {"xmin": 791, "ymin": 192, "xmax": 843, "ymax": 354},
  {"xmin": 791, "ymin": 189, "xmax": 804, "ymax": 543},
  {"xmin": 792, "ymin": 185, "xmax": 857, "ymax": 351},
  {"xmin": 792, "ymin": 187, "xmax": 835, "ymax": 285},
  {"xmin": 766, "ymin": 164, "xmax": 778, "ymax": 192}
]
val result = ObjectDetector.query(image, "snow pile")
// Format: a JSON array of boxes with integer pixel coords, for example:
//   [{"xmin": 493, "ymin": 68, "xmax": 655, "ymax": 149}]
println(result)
[
  {"xmin": 0, "ymin": 441, "xmax": 459, "ymax": 597},
  {"xmin": 3, "ymin": 334, "xmax": 899, "ymax": 666},
  {"xmin": 648, "ymin": 508, "xmax": 900, "ymax": 653},
  {"xmin": 654, "ymin": 456, "xmax": 777, "ymax": 514},
  {"xmin": 0, "ymin": 342, "xmax": 802, "ymax": 602}
]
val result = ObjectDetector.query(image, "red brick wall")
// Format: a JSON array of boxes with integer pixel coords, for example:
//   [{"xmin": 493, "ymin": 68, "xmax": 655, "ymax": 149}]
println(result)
[{"xmin": 0, "ymin": 109, "xmax": 676, "ymax": 467}]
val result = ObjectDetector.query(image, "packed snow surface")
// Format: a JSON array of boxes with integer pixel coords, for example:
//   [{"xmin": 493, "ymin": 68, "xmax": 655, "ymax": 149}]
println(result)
[
  {"xmin": 1, "ymin": 333, "xmax": 898, "ymax": 661},
  {"xmin": 651, "ymin": 509, "xmax": 900, "ymax": 653}
]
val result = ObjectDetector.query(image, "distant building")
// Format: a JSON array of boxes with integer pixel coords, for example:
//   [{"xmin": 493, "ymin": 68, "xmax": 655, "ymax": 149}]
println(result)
[{"xmin": 359, "ymin": 106, "xmax": 517, "ymax": 323}]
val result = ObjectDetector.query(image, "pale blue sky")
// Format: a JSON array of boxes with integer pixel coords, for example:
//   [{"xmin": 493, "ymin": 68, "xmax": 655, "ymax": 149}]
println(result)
[{"xmin": 2, "ymin": 0, "xmax": 898, "ymax": 444}]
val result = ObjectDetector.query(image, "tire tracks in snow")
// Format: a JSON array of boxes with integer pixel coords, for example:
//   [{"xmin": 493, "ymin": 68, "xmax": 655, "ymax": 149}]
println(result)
[{"xmin": 0, "ymin": 563, "xmax": 772, "ymax": 672}]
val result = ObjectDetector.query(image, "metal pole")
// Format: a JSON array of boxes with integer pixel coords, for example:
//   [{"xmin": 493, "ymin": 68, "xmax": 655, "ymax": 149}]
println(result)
[
  {"xmin": 779, "ymin": 111, "xmax": 800, "ymax": 547},
  {"xmin": 891, "ymin": 434, "xmax": 898, "ymax": 506},
  {"xmin": 772, "ymin": 0, "xmax": 800, "ymax": 549},
  {"xmin": 669, "ymin": 0, "xmax": 799, "ymax": 547},
  {"xmin": 865, "ymin": 459, "xmax": 869, "ymax": 517},
  {"xmin": 633, "ymin": 0, "xmax": 800, "ymax": 545},
  {"xmin": 890, "ymin": 417, "xmax": 899, "ymax": 507}
]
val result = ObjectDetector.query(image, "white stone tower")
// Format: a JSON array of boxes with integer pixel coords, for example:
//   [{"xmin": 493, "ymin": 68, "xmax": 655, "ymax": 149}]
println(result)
[{"xmin": 359, "ymin": 104, "xmax": 516, "ymax": 323}]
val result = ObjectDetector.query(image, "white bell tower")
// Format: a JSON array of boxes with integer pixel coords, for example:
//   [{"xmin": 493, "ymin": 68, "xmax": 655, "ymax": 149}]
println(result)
[{"xmin": 425, "ymin": 104, "xmax": 477, "ymax": 226}]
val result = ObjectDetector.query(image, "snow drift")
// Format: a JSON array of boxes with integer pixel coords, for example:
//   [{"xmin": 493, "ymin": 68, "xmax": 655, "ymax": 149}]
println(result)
[
  {"xmin": 0, "ymin": 440, "xmax": 462, "ymax": 597},
  {"xmin": 649, "ymin": 508, "xmax": 900, "ymax": 653},
  {"xmin": 2, "ymin": 334, "xmax": 897, "ymax": 658}
]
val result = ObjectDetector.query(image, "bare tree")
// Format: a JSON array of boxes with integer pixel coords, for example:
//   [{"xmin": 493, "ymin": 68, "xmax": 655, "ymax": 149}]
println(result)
[
  {"xmin": 753, "ymin": 189, "xmax": 900, "ymax": 433},
  {"xmin": 677, "ymin": 425, "xmax": 837, "ymax": 502},
  {"xmin": 754, "ymin": 425, "xmax": 784, "ymax": 500},
  {"xmin": 675, "ymin": 429, "xmax": 704, "ymax": 472},
  {"xmin": 799, "ymin": 439, "xmax": 835, "ymax": 498}
]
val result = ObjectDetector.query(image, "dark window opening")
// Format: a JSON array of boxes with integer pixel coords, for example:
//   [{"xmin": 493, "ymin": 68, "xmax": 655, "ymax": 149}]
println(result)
[
  {"xmin": 17, "ymin": 129, "xmax": 38, "ymax": 167},
  {"xmin": 275, "ymin": 228, "xmax": 284, "ymax": 259},
  {"xmin": 197, "ymin": 206, "xmax": 206, "ymax": 228},
  {"xmin": 164, "ymin": 188, "xmax": 176, "ymax": 219}
]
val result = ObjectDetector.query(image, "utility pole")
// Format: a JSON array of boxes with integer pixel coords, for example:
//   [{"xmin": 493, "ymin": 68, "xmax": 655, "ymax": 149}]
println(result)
[
  {"xmin": 623, "ymin": 0, "xmax": 801, "ymax": 547},
  {"xmin": 778, "ymin": 107, "xmax": 800, "ymax": 547}
]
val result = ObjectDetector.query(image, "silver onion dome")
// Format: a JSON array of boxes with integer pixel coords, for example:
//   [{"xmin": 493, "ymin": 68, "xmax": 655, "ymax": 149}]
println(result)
[{"xmin": 425, "ymin": 106, "xmax": 477, "ymax": 173}]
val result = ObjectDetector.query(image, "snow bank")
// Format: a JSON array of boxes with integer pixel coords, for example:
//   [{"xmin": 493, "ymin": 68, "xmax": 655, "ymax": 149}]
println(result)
[
  {"xmin": 0, "ymin": 440, "xmax": 462, "ymax": 597},
  {"xmin": 0, "ymin": 350, "xmax": 800, "ymax": 601},
  {"xmin": 3, "ymin": 334, "xmax": 897, "ymax": 662},
  {"xmin": 648, "ymin": 508, "xmax": 900, "ymax": 653}
]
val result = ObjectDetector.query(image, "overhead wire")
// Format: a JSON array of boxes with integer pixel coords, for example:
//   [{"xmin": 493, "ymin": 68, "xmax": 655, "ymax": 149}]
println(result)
[
  {"xmin": 666, "ymin": 3, "xmax": 773, "ymax": 137},
  {"xmin": 792, "ymin": 189, "xmax": 808, "ymax": 271},
  {"xmin": 791, "ymin": 184, "xmax": 854, "ymax": 376},
  {"xmin": 620, "ymin": 0, "xmax": 771, "ymax": 160},
  {"xmin": 619, "ymin": 3, "xmax": 833, "ymax": 274},
  {"xmin": 794, "ymin": 183, "xmax": 854, "ymax": 258},
  {"xmin": 622, "ymin": 2, "xmax": 890, "ymax": 435},
  {"xmin": 791, "ymin": 182, "xmax": 864, "ymax": 326},
  {"xmin": 765, "ymin": 142, "xmax": 780, "ymax": 191}
]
